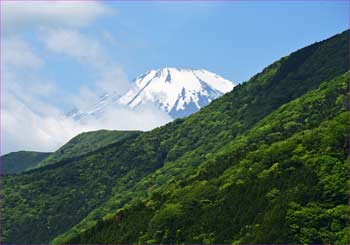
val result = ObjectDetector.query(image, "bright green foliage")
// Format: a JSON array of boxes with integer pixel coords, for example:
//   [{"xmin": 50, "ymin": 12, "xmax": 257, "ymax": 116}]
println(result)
[
  {"xmin": 2, "ymin": 30, "xmax": 349, "ymax": 244},
  {"xmin": 1, "ymin": 151, "xmax": 51, "ymax": 174},
  {"xmin": 2, "ymin": 130, "xmax": 142, "ymax": 243}
]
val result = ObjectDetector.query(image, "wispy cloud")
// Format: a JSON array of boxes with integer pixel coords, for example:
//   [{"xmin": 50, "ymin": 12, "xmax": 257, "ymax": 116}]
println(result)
[
  {"xmin": 3, "ymin": 37, "xmax": 44, "ymax": 69},
  {"xmin": 40, "ymin": 28, "xmax": 131, "ymax": 95},
  {"xmin": 41, "ymin": 28, "xmax": 108, "ymax": 70},
  {"xmin": 2, "ymin": 1, "xmax": 112, "ymax": 33}
]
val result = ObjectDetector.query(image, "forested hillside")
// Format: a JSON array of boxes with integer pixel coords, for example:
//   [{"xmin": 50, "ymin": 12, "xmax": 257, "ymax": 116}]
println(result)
[
  {"xmin": 2, "ymin": 30, "xmax": 349, "ymax": 244},
  {"xmin": 68, "ymin": 72, "xmax": 350, "ymax": 244}
]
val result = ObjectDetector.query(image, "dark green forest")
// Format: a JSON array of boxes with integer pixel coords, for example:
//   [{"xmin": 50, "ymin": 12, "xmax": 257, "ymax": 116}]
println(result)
[
  {"xmin": 2, "ymin": 30, "xmax": 349, "ymax": 244},
  {"xmin": 1, "ymin": 151, "xmax": 51, "ymax": 174},
  {"xmin": 1, "ymin": 130, "xmax": 139, "ymax": 174},
  {"xmin": 34, "ymin": 129, "xmax": 140, "ymax": 169}
]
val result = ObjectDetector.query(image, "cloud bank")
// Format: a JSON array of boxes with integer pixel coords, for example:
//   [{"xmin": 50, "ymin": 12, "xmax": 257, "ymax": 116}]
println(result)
[
  {"xmin": 1, "ymin": 37, "xmax": 172, "ymax": 154},
  {"xmin": 1, "ymin": 89, "xmax": 171, "ymax": 154}
]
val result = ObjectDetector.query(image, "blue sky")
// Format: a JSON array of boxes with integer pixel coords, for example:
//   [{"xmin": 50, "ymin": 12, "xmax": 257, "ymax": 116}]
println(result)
[
  {"xmin": 1, "ymin": 0, "xmax": 349, "ymax": 153},
  {"xmin": 6, "ymin": 1, "xmax": 349, "ymax": 96},
  {"xmin": 100, "ymin": 1, "xmax": 349, "ymax": 81}
]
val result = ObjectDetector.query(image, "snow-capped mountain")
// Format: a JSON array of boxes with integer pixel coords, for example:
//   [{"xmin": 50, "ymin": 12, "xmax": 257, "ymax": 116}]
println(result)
[
  {"xmin": 68, "ymin": 68, "xmax": 236, "ymax": 121},
  {"xmin": 119, "ymin": 68, "xmax": 235, "ymax": 118}
]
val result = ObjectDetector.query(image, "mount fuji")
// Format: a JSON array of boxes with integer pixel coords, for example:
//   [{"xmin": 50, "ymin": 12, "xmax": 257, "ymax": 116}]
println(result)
[{"xmin": 68, "ymin": 68, "xmax": 236, "ymax": 121}]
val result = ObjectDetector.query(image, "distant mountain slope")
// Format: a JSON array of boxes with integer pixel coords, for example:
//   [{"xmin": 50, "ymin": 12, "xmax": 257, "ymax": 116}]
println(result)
[
  {"xmin": 1, "ymin": 151, "xmax": 51, "ymax": 174},
  {"xmin": 35, "ymin": 130, "xmax": 140, "ymax": 168},
  {"xmin": 68, "ymin": 68, "xmax": 235, "ymax": 121},
  {"xmin": 1, "ymin": 130, "xmax": 140, "ymax": 175},
  {"xmin": 2, "ymin": 30, "xmax": 349, "ymax": 244}
]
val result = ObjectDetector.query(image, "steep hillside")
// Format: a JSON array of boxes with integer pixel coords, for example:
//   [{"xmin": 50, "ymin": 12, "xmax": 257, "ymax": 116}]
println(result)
[
  {"xmin": 66, "ymin": 72, "xmax": 350, "ymax": 244},
  {"xmin": 2, "ymin": 30, "xmax": 349, "ymax": 244},
  {"xmin": 1, "ymin": 151, "xmax": 51, "ymax": 174}
]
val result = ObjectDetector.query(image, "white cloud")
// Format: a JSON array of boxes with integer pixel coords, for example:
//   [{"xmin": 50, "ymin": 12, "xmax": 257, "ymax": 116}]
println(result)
[
  {"xmin": 1, "ymin": 36, "xmax": 64, "ymax": 116},
  {"xmin": 76, "ymin": 103, "xmax": 172, "ymax": 132},
  {"xmin": 102, "ymin": 31, "xmax": 120, "ymax": 46},
  {"xmin": 1, "ymin": 57, "xmax": 81, "ymax": 153},
  {"xmin": 2, "ymin": 1, "xmax": 112, "ymax": 33},
  {"xmin": 41, "ymin": 28, "xmax": 131, "ymax": 96},
  {"xmin": 1, "ymin": 86, "xmax": 171, "ymax": 154},
  {"xmin": 1, "ymin": 92, "xmax": 88, "ymax": 154},
  {"xmin": 109, "ymin": 104, "xmax": 172, "ymax": 131},
  {"xmin": 41, "ymin": 28, "xmax": 107, "ymax": 69},
  {"xmin": 3, "ymin": 37, "xmax": 43, "ymax": 69},
  {"xmin": 1, "ymin": 62, "xmax": 171, "ymax": 154},
  {"xmin": 71, "ymin": 86, "xmax": 100, "ymax": 111},
  {"xmin": 1, "ymin": 36, "xmax": 170, "ymax": 154},
  {"xmin": 96, "ymin": 67, "xmax": 130, "ymax": 95}
]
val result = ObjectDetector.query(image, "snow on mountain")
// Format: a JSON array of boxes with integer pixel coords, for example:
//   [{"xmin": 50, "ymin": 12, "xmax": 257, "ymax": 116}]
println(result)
[
  {"xmin": 119, "ymin": 68, "xmax": 236, "ymax": 118},
  {"xmin": 68, "ymin": 68, "xmax": 236, "ymax": 121}
]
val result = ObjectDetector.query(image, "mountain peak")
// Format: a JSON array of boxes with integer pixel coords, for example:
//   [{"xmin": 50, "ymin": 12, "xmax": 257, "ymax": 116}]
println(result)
[
  {"xmin": 119, "ymin": 67, "xmax": 236, "ymax": 118},
  {"xmin": 68, "ymin": 68, "xmax": 236, "ymax": 121}
]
